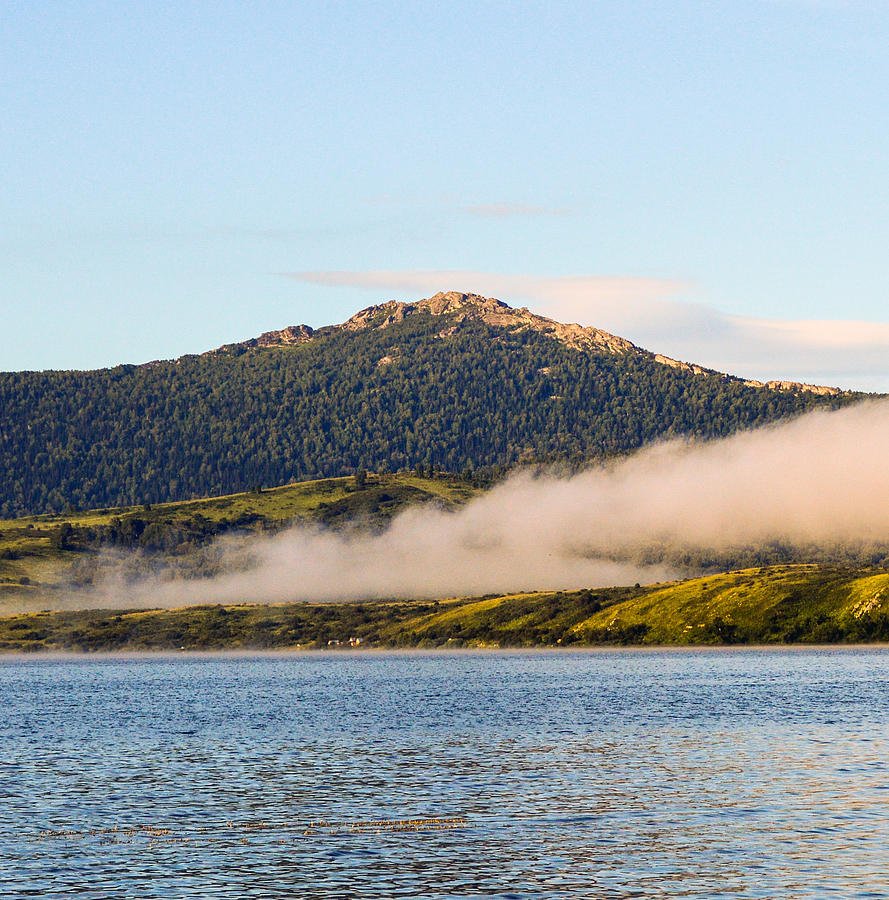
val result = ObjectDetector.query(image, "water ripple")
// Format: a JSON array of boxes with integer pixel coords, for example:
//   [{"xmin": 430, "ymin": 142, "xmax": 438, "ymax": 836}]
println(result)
[{"xmin": 2, "ymin": 649, "xmax": 889, "ymax": 897}]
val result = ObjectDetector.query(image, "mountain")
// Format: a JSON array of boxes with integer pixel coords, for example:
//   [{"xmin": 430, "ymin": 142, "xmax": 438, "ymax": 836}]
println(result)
[{"xmin": 0, "ymin": 291, "xmax": 860, "ymax": 517}]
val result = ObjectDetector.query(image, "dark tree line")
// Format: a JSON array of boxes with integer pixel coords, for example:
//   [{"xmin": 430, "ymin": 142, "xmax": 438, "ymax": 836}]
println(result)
[{"xmin": 0, "ymin": 313, "xmax": 857, "ymax": 516}]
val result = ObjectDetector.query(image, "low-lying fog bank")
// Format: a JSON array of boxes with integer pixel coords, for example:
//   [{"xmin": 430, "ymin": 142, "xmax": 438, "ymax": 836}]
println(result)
[{"xmin": 24, "ymin": 399, "xmax": 877, "ymax": 612}]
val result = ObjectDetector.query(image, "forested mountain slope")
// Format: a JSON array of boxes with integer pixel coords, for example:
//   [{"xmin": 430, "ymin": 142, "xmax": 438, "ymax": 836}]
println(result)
[{"xmin": 0, "ymin": 291, "xmax": 859, "ymax": 516}]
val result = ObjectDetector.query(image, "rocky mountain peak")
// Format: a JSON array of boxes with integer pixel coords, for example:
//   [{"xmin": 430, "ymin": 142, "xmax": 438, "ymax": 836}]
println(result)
[
  {"xmin": 417, "ymin": 291, "xmax": 509, "ymax": 315},
  {"xmin": 338, "ymin": 290, "xmax": 638, "ymax": 355},
  {"xmin": 210, "ymin": 291, "xmax": 844, "ymax": 396}
]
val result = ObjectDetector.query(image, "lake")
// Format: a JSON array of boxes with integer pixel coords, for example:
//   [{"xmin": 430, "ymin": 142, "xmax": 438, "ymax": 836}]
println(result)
[{"xmin": 3, "ymin": 648, "xmax": 889, "ymax": 898}]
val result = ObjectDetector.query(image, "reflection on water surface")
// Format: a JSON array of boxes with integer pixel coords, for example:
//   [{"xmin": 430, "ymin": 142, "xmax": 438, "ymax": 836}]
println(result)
[{"xmin": 3, "ymin": 649, "xmax": 889, "ymax": 898}]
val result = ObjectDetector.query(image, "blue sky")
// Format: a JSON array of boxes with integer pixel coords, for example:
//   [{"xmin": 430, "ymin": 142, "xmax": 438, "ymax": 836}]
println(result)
[{"xmin": 3, "ymin": 1, "xmax": 889, "ymax": 388}]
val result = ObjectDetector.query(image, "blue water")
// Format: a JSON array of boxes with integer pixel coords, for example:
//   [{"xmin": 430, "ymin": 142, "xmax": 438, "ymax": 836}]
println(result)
[{"xmin": 2, "ymin": 648, "xmax": 889, "ymax": 898}]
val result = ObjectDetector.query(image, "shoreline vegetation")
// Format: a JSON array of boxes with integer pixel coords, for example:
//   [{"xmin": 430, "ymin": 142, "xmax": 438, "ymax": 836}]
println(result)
[{"xmin": 2, "ymin": 565, "xmax": 889, "ymax": 652}]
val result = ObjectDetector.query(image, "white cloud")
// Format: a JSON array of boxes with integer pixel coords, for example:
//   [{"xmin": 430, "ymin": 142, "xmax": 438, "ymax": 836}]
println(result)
[
  {"xmin": 290, "ymin": 269, "xmax": 889, "ymax": 391},
  {"xmin": 696, "ymin": 315, "xmax": 889, "ymax": 387}
]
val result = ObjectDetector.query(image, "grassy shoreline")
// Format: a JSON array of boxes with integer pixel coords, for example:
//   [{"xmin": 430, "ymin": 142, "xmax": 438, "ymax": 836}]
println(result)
[
  {"xmin": 6, "ymin": 644, "xmax": 889, "ymax": 659},
  {"xmin": 3, "ymin": 565, "xmax": 889, "ymax": 652}
]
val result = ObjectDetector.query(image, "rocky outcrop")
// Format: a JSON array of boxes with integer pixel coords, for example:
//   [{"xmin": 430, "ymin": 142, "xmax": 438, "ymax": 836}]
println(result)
[
  {"xmin": 208, "ymin": 291, "xmax": 844, "ymax": 396},
  {"xmin": 253, "ymin": 324, "xmax": 315, "ymax": 347},
  {"xmin": 338, "ymin": 301, "xmax": 408, "ymax": 331},
  {"xmin": 653, "ymin": 354, "xmax": 718, "ymax": 377},
  {"xmin": 743, "ymin": 379, "xmax": 842, "ymax": 397},
  {"xmin": 211, "ymin": 324, "xmax": 315, "ymax": 354},
  {"xmin": 654, "ymin": 352, "xmax": 841, "ymax": 396},
  {"xmin": 338, "ymin": 291, "xmax": 638, "ymax": 354}
]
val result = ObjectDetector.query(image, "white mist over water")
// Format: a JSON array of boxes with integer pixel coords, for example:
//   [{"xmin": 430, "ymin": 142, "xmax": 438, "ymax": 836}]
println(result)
[{"xmin": 76, "ymin": 400, "xmax": 889, "ymax": 608}]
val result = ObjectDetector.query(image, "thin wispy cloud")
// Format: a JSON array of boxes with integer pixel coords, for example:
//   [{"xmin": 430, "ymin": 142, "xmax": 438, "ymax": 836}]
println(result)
[
  {"xmin": 463, "ymin": 202, "xmax": 569, "ymax": 218},
  {"xmin": 293, "ymin": 269, "xmax": 685, "ymax": 314},
  {"xmin": 289, "ymin": 269, "xmax": 889, "ymax": 391}
]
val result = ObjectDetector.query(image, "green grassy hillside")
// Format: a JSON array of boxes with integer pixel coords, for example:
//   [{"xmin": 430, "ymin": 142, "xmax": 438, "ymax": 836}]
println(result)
[
  {"xmin": 572, "ymin": 565, "xmax": 889, "ymax": 644},
  {"xmin": 0, "ymin": 472, "xmax": 478, "ymax": 609},
  {"xmin": 3, "ymin": 565, "xmax": 888, "ymax": 652}
]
